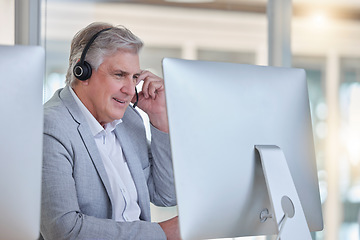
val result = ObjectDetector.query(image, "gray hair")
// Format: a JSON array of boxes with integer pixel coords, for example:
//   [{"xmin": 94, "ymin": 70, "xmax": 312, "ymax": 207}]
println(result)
[{"xmin": 65, "ymin": 22, "xmax": 144, "ymax": 86}]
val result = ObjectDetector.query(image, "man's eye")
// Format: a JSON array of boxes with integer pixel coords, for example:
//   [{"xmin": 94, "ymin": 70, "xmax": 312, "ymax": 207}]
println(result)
[
  {"xmin": 116, "ymin": 73, "xmax": 124, "ymax": 78},
  {"xmin": 133, "ymin": 75, "xmax": 140, "ymax": 83}
]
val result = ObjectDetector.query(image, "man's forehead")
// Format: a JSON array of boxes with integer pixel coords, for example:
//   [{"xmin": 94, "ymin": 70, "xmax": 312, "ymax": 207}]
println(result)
[{"xmin": 103, "ymin": 52, "xmax": 141, "ymax": 74}]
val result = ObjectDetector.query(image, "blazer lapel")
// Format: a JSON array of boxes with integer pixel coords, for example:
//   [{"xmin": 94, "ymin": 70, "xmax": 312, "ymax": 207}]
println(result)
[
  {"xmin": 114, "ymin": 123, "xmax": 151, "ymax": 220},
  {"xmin": 59, "ymin": 86, "xmax": 116, "ymax": 216}
]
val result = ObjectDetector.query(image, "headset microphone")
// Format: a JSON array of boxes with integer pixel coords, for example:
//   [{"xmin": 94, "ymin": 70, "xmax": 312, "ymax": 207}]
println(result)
[
  {"xmin": 133, "ymin": 88, "xmax": 139, "ymax": 108},
  {"xmin": 73, "ymin": 28, "xmax": 112, "ymax": 81}
]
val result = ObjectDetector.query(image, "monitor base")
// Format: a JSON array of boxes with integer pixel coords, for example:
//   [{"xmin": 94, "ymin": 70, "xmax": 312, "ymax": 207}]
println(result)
[{"xmin": 255, "ymin": 145, "xmax": 312, "ymax": 240}]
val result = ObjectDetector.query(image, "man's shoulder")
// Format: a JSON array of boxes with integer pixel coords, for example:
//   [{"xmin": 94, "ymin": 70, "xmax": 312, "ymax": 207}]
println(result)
[
  {"xmin": 44, "ymin": 90, "xmax": 67, "ymax": 117},
  {"xmin": 43, "ymin": 88, "xmax": 77, "ymax": 131}
]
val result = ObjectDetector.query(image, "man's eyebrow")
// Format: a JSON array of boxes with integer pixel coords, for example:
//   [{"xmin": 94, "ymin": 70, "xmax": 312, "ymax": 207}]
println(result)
[
  {"xmin": 113, "ymin": 69, "xmax": 141, "ymax": 77},
  {"xmin": 114, "ymin": 69, "xmax": 128, "ymax": 75}
]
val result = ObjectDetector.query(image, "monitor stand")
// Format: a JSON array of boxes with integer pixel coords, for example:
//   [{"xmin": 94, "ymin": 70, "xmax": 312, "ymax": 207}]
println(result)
[{"xmin": 255, "ymin": 145, "xmax": 312, "ymax": 240}]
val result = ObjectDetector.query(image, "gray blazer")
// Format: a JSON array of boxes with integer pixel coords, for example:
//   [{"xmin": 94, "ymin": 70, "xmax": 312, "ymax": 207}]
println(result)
[{"xmin": 40, "ymin": 86, "xmax": 177, "ymax": 240}]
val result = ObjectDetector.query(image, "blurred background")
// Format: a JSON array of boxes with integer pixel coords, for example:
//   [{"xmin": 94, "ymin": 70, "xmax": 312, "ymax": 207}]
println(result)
[{"xmin": 1, "ymin": 0, "xmax": 360, "ymax": 239}]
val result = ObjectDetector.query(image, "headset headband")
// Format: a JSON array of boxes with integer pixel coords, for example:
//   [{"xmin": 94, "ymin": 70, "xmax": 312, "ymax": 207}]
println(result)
[{"xmin": 78, "ymin": 27, "xmax": 112, "ymax": 65}]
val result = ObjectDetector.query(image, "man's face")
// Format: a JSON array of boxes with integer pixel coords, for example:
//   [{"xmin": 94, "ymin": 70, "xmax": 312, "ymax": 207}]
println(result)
[{"xmin": 81, "ymin": 50, "xmax": 141, "ymax": 126}]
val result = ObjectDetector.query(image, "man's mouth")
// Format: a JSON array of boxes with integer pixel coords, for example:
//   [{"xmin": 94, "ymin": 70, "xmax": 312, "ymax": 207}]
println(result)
[{"xmin": 113, "ymin": 97, "xmax": 126, "ymax": 104}]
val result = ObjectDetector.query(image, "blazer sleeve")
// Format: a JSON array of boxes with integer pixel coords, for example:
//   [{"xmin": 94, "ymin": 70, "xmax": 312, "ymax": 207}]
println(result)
[
  {"xmin": 147, "ymin": 124, "xmax": 177, "ymax": 207},
  {"xmin": 40, "ymin": 108, "xmax": 167, "ymax": 240}
]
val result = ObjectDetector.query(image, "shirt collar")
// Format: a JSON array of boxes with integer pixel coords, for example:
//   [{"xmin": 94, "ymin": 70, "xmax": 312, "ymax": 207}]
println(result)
[{"xmin": 68, "ymin": 86, "xmax": 122, "ymax": 136}]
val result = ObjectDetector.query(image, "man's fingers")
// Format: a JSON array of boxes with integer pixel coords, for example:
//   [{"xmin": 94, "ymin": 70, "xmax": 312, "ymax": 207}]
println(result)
[
  {"xmin": 148, "ymin": 81, "xmax": 164, "ymax": 99},
  {"xmin": 139, "ymin": 70, "xmax": 164, "ymax": 99}
]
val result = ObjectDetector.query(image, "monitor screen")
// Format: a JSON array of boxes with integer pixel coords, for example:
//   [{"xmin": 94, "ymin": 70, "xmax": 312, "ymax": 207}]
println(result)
[
  {"xmin": 0, "ymin": 45, "xmax": 44, "ymax": 240},
  {"xmin": 162, "ymin": 58, "xmax": 323, "ymax": 240}
]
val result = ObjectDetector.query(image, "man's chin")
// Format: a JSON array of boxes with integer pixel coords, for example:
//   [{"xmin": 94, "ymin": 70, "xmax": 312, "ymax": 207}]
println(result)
[{"xmin": 111, "ymin": 110, "xmax": 126, "ymax": 121}]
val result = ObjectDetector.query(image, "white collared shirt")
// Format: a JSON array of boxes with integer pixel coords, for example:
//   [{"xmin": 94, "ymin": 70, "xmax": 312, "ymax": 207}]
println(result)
[{"xmin": 69, "ymin": 86, "xmax": 141, "ymax": 222}]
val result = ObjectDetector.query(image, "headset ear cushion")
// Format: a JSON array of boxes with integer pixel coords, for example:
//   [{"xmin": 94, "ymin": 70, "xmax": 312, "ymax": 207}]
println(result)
[{"xmin": 73, "ymin": 61, "xmax": 92, "ymax": 81}]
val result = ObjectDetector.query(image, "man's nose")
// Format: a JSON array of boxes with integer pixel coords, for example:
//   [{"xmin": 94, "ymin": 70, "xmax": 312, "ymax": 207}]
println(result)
[{"xmin": 121, "ymin": 76, "xmax": 136, "ymax": 95}]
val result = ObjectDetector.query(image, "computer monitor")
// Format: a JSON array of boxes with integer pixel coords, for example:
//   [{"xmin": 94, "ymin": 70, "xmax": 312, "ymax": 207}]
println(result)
[
  {"xmin": 162, "ymin": 58, "xmax": 323, "ymax": 240},
  {"xmin": 0, "ymin": 45, "xmax": 44, "ymax": 240}
]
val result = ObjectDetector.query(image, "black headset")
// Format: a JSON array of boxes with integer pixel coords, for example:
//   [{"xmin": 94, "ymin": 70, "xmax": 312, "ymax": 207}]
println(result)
[
  {"xmin": 73, "ymin": 28, "xmax": 111, "ymax": 81},
  {"xmin": 73, "ymin": 27, "xmax": 139, "ymax": 108}
]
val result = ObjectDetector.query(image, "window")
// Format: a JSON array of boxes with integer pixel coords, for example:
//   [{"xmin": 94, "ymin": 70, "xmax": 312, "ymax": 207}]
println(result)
[{"xmin": 339, "ymin": 57, "xmax": 360, "ymax": 239}]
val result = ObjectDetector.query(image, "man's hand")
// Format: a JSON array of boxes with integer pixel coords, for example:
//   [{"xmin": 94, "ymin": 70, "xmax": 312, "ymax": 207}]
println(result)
[
  {"xmin": 158, "ymin": 216, "xmax": 181, "ymax": 240},
  {"xmin": 132, "ymin": 70, "xmax": 169, "ymax": 133}
]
